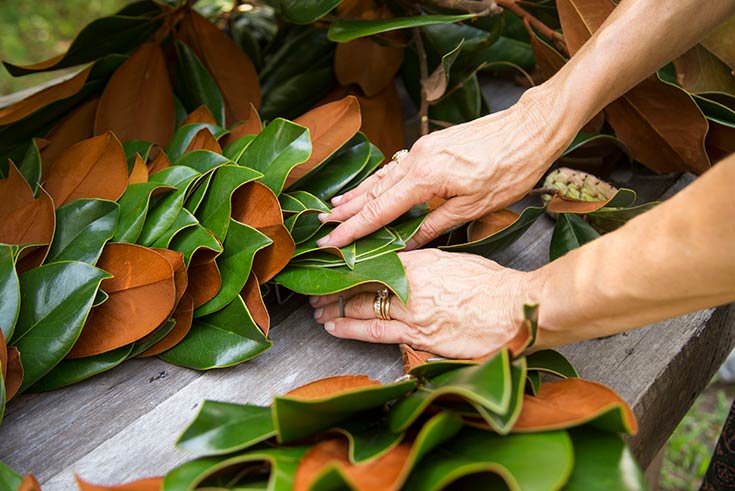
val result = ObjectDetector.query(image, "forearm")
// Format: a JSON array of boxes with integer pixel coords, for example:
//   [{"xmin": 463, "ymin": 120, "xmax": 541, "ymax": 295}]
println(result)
[{"xmin": 534, "ymin": 154, "xmax": 735, "ymax": 347}]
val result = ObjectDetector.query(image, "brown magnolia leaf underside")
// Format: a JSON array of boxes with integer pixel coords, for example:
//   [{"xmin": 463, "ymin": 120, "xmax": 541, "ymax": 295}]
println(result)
[
  {"xmin": 335, "ymin": 37, "xmax": 404, "ymax": 98},
  {"xmin": 468, "ymin": 209, "xmax": 519, "ymax": 242},
  {"xmin": 147, "ymin": 149, "xmax": 171, "ymax": 175},
  {"xmin": 182, "ymin": 105, "xmax": 218, "ymax": 126},
  {"xmin": 76, "ymin": 476, "xmax": 163, "ymax": 491},
  {"xmin": 673, "ymin": 44, "xmax": 735, "ymax": 94},
  {"xmin": 129, "ymin": 154, "xmax": 149, "ymax": 184},
  {"xmin": 701, "ymin": 16, "xmax": 735, "ymax": 69},
  {"xmin": 44, "ymin": 132, "xmax": 129, "ymax": 206},
  {"xmin": 0, "ymin": 163, "xmax": 55, "ymax": 247},
  {"xmin": 17, "ymin": 475, "xmax": 41, "ymax": 491},
  {"xmin": 706, "ymin": 121, "xmax": 735, "ymax": 162},
  {"xmin": 178, "ymin": 10, "xmax": 261, "ymax": 125},
  {"xmin": 185, "ymin": 127, "xmax": 222, "ymax": 154},
  {"xmin": 41, "ymin": 97, "xmax": 99, "ymax": 178},
  {"xmin": 0, "ymin": 330, "xmax": 6, "ymax": 380},
  {"xmin": 94, "ymin": 42, "xmax": 175, "ymax": 148},
  {"xmin": 139, "ymin": 293, "xmax": 194, "ymax": 357},
  {"xmin": 152, "ymin": 248, "xmax": 188, "ymax": 306},
  {"xmin": 286, "ymin": 375, "xmax": 381, "ymax": 400},
  {"xmin": 286, "ymin": 96, "xmax": 362, "ymax": 187},
  {"xmin": 68, "ymin": 243, "xmax": 176, "ymax": 358},
  {"xmin": 186, "ymin": 248, "xmax": 222, "ymax": 308},
  {"xmin": 356, "ymin": 85, "xmax": 405, "ymax": 160},
  {"xmin": 221, "ymin": 103, "xmax": 262, "ymax": 148},
  {"xmin": 241, "ymin": 272, "xmax": 270, "ymax": 336},
  {"xmin": 5, "ymin": 346, "xmax": 23, "ymax": 400}
]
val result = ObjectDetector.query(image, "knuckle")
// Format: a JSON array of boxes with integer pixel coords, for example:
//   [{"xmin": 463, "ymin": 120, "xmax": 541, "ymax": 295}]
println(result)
[
  {"xmin": 412, "ymin": 136, "xmax": 431, "ymax": 154},
  {"xmin": 367, "ymin": 319, "xmax": 387, "ymax": 341},
  {"xmin": 361, "ymin": 199, "xmax": 384, "ymax": 224},
  {"xmin": 349, "ymin": 294, "xmax": 373, "ymax": 316}
]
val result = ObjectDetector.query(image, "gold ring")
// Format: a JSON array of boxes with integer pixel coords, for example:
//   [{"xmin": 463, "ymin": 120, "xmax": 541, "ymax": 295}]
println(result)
[
  {"xmin": 392, "ymin": 149, "xmax": 409, "ymax": 164},
  {"xmin": 373, "ymin": 288, "xmax": 392, "ymax": 321}
]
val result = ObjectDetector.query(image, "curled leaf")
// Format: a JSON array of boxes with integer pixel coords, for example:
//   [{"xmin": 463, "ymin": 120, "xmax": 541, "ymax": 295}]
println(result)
[
  {"xmin": 0, "ymin": 163, "xmax": 55, "ymax": 248},
  {"xmin": 75, "ymin": 476, "xmax": 163, "ymax": 491},
  {"xmin": 241, "ymin": 272, "xmax": 270, "ymax": 336},
  {"xmin": 286, "ymin": 375, "xmax": 381, "ymax": 399},
  {"xmin": 139, "ymin": 293, "xmax": 194, "ymax": 357},
  {"xmin": 129, "ymin": 153, "xmax": 149, "ymax": 184},
  {"xmin": 5, "ymin": 347, "xmax": 23, "ymax": 400},
  {"xmin": 184, "ymin": 128, "xmax": 222, "ymax": 154}
]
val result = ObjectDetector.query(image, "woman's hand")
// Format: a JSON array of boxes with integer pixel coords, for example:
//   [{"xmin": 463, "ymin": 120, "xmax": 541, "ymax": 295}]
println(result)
[
  {"xmin": 316, "ymin": 87, "xmax": 578, "ymax": 250},
  {"xmin": 310, "ymin": 249, "xmax": 540, "ymax": 359}
]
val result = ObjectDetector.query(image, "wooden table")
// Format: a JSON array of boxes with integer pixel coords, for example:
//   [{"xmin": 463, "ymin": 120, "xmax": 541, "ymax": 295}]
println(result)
[{"xmin": 1, "ymin": 82, "xmax": 733, "ymax": 490}]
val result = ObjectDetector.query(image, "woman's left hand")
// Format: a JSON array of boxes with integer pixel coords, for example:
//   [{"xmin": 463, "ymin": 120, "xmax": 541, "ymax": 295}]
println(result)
[{"xmin": 310, "ymin": 249, "xmax": 537, "ymax": 359}]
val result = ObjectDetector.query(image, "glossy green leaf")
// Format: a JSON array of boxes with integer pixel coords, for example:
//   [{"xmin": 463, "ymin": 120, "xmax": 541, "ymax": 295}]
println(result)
[
  {"xmin": 123, "ymin": 140, "xmax": 154, "ymax": 171},
  {"xmin": 408, "ymin": 360, "xmax": 477, "ymax": 380},
  {"xmin": 562, "ymin": 428, "xmax": 645, "ymax": 491},
  {"xmin": 340, "ymin": 143, "xmax": 384, "ymax": 194},
  {"xmin": 45, "ymin": 199, "xmax": 119, "ymax": 265},
  {"xmin": 113, "ymin": 182, "xmax": 174, "ymax": 243},
  {"xmin": 526, "ymin": 350, "xmax": 579, "ymax": 379},
  {"xmin": 273, "ymin": 378, "xmax": 416, "ymax": 444},
  {"xmin": 0, "ymin": 460, "xmax": 22, "ymax": 491},
  {"xmin": 389, "ymin": 350, "xmax": 511, "ymax": 433},
  {"xmin": 128, "ymin": 319, "xmax": 176, "ymax": 358},
  {"xmin": 237, "ymin": 118, "xmax": 311, "ymax": 195},
  {"xmin": 274, "ymin": 252, "xmax": 409, "ymax": 303},
  {"xmin": 195, "ymin": 220, "xmax": 272, "ymax": 317},
  {"xmin": 93, "ymin": 289, "xmax": 109, "ymax": 307},
  {"xmin": 563, "ymin": 132, "xmax": 631, "ymax": 159},
  {"xmin": 389, "ymin": 206, "xmax": 430, "ymax": 244},
  {"xmin": 585, "ymin": 202, "xmax": 659, "ymax": 233},
  {"xmin": 288, "ymin": 213, "xmax": 324, "ymax": 244},
  {"xmin": 472, "ymin": 359, "xmax": 526, "ymax": 435},
  {"xmin": 430, "ymin": 73, "xmax": 482, "ymax": 124},
  {"xmin": 169, "ymin": 224, "xmax": 223, "ymax": 267},
  {"xmin": 404, "ymin": 429, "xmax": 573, "ymax": 491},
  {"xmin": 177, "ymin": 401, "xmax": 275, "ymax": 456},
  {"xmin": 260, "ymin": 66, "xmax": 335, "ymax": 122},
  {"xmin": 471, "ymin": 35, "xmax": 535, "ymax": 71},
  {"xmin": 550, "ymin": 213, "xmax": 601, "ymax": 261},
  {"xmin": 279, "ymin": 191, "xmax": 330, "ymax": 215},
  {"xmin": 160, "ymin": 295, "xmax": 271, "ymax": 370},
  {"xmin": 174, "ymin": 150, "xmax": 232, "ymax": 175},
  {"xmin": 527, "ymin": 371, "xmax": 542, "ymax": 396},
  {"xmin": 18, "ymin": 140, "xmax": 42, "ymax": 196},
  {"xmin": 12, "ymin": 261, "xmax": 109, "ymax": 392},
  {"xmin": 425, "ymin": 39, "xmax": 464, "ymax": 102},
  {"xmin": 223, "ymin": 135, "xmax": 256, "ymax": 163},
  {"xmin": 441, "ymin": 206, "xmax": 545, "ymax": 257},
  {"xmin": 260, "ymin": 28, "xmax": 334, "ymax": 95},
  {"xmin": 329, "ymin": 14, "xmax": 477, "ymax": 43},
  {"xmin": 353, "ymin": 227, "xmax": 399, "ymax": 260},
  {"xmin": 279, "ymin": 0, "xmax": 343, "ymax": 24},
  {"xmin": 150, "ymin": 209, "xmax": 200, "ymax": 249},
  {"xmin": 175, "ymin": 41, "xmax": 226, "ymax": 127},
  {"xmin": 30, "ymin": 344, "xmax": 134, "ymax": 391},
  {"xmin": 694, "ymin": 93, "xmax": 735, "ymax": 127},
  {"xmin": 185, "ymin": 173, "xmax": 213, "ymax": 215},
  {"xmin": 195, "ymin": 165, "xmax": 263, "ymax": 242},
  {"xmin": 332, "ymin": 417, "xmax": 404, "ymax": 464},
  {"xmin": 0, "ymin": 361, "xmax": 5, "ymax": 425},
  {"xmin": 0, "ymin": 245, "xmax": 20, "ymax": 340},
  {"xmin": 166, "ymin": 123, "xmax": 228, "ymax": 162}
]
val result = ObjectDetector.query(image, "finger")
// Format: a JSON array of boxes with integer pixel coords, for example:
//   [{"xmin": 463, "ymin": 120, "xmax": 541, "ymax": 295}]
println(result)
[
  {"xmin": 405, "ymin": 200, "xmax": 469, "ymax": 250},
  {"xmin": 314, "ymin": 292, "xmax": 409, "ymax": 323},
  {"xmin": 318, "ymin": 176, "xmax": 428, "ymax": 248},
  {"xmin": 308, "ymin": 283, "xmax": 382, "ymax": 308},
  {"xmin": 324, "ymin": 317, "xmax": 414, "ymax": 345}
]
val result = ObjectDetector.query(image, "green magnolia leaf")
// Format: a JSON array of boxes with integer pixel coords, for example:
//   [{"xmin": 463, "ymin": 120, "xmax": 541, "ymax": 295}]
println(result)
[
  {"xmin": 0, "ymin": 245, "xmax": 20, "ymax": 340},
  {"xmin": 549, "ymin": 213, "xmax": 601, "ymax": 261},
  {"xmin": 527, "ymin": 371, "xmax": 542, "ymax": 396},
  {"xmin": 430, "ymin": 73, "xmax": 482, "ymax": 123},
  {"xmin": 273, "ymin": 378, "xmax": 416, "ymax": 443},
  {"xmin": 526, "ymin": 350, "xmax": 579, "ymax": 379},
  {"xmin": 0, "ymin": 460, "xmax": 22, "ymax": 491},
  {"xmin": 562, "ymin": 428, "xmax": 646, "ymax": 491},
  {"xmin": 388, "ymin": 350, "xmax": 512, "ymax": 433},
  {"xmin": 562, "ymin": 132, "xmax": 632, "ymax": 167},
  {"xmin": 174, "ymin": 151, "xmax": 232, "ymax": 175},
  {"xmin": 279, "ymin": 191, "xmax": 331, "ymax": 215},
  {"xmin": 123, "ymin": 140, "xmax": 154, "ymax": 171},
  {"xmin": 177, "ymin": 401, "xmax": 275, "ymax": 456},
  {"xmin": 45, "ymin": 199, "xmax": 119, "ymax": 265},
  {"xmin": 150, "ymin": 209, "xmax": 200, "ymax": 249},
  {"xmin": 3, "ymin": 14, "xmax": 161, "ymax": 75},
  {"xmin": 585, "ymin": 202, "xmax": 659, "ymax": 233},
  {"xmin": 195, "ymin": 220, "xmax": 272, "ymax": 317},
  {"xmin": 128, "ymin": 319, "xmax": 177, "ymax": 358},
  {"xmin": 290, "ymin": 133, "xmax": 371, "ymax": 201},
  {"xmin": 274, "ymin": 252, "xmax": 409, "ymax": 303},
  {"xmin": 237, "ymin": 118, "xmax": 311, "ymax": 195},
  {"xmin": 12, "ymin": 261, "xmax": 110, "ymax": 392},
  {"xmin": 404, "ymin": 429, "xmax": 574, "ymax": 491},
  {"xmin": 441, "ymin": 206, "xmax": 546, "ymax": 257},
  {"xmin": 18, "ymin": 140, "xmax": 42, "ymax": 197},
  {"xmin": 114, "ymin": 182, "xmax": 174, "ymax": 243},
  {"xmin": 175, "ymin": 41, "xmax": 227, "ymax": 127},
  {"xmin": 223, "ymin": 135, "xmax": 257, "ymax": 163},
  {"xmin": 93, "ymin": 289, "xmax": 109, "ymax": 307},
  {"xmin": 260, "ymin": 28, "xmax": 334, "ymax": 95},
  {"xmin": 328, "ymin": 14, "xmax": 477, "ymax": 43},
  {"xmin": 0, "ymin": 361, "xmax": 5, "ymax": 425},
  {"xmin": 470, "ymin": 358, "xmax": 526, "ymax": 435},
  {"xmin": 166, "ymin": 123, "xmax": 229, "ymax": 162},
  {"xmin": 169, "ymin": 224, "xmax": 223, "ymax": 267},
  {"xmin": 185, "ymin": 173, "xmax": 214, "ymax": 215},
  {"xmin": 260, "ymin": 66, "xmax": 335, "ymax": 122},
  {"xmin": 409, "ymin": 360, "xmax": 476, "ymax": 380},
  {"xmin": 279, "ymin": 0, "xmax": 343, "ymax": 24},
  {"xmin": 425, "ymin": 39, "xmax": 464, "ymax": 102},
  {"xmin": 340, "ymin": 143, "xmax": 384, "ymax": 194},
  {"xmin": 288, "ymin": 213, "xmax": 325, "ymax": 244},
  {"xmin": 332, "ymin": 417, "xmax": 404, "ymax": 464},
  {"xmin": 160, "ymin": 295, "xmax": 271, "ymax": 370},
  {"xmin": 195, "ymin": 165, "xmax": 263, "ymax": 242},
  {"xmin": 693, "ymin": 93, "xmax": 735, "ymax": 127},
  {"xmin": 30, "ymin": 344, "xmax": 134, "ymax": 391}
]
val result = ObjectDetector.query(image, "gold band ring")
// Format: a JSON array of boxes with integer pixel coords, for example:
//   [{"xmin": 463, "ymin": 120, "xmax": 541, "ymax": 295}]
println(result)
[
  {"xmin": 373, "ymin": 288, "xmax": 392, "ymax": 321},
  {"xmin": 392, "ymin": 149, "xmax": 409, "ymax": 164}
]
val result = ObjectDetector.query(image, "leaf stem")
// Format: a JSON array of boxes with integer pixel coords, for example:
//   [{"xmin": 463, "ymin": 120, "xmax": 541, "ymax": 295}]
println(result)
[
  {"xmin": 417, "ymin": 0, "xmax": 502, "ymax": 15},
  {"xmin": 412, "ymin": 27, "xmax": 431, "ymax": 136},
  {"xmin": 497, "ymin": 0, "xmax": 568, "ymax": 56}
]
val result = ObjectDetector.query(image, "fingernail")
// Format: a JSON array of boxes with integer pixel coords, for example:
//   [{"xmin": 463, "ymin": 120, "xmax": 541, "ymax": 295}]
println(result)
[
  {"xmin": 308, "ymin": 296, "xmax": 318, "ymax": 306},
  {"xmin": 324, "ymin": 321, "xmax": 335, "ymax": 332},
  {"xmin": 317, "ymin": 213, "xmax": 330, "ymax": 222},
  {"xmin": 313, "ymin": 308, "xmax": 323, "ymax": 319},
  {"xmin": 332, "ymin": 195, "xmax": 344, "ymax": 205},
  {"xmin": 316, "ymin": 235, "xmax": 330, "ymax": 247}
]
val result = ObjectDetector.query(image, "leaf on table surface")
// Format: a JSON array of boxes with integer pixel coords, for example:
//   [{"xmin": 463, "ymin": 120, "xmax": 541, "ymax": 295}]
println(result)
[
  {"xmin": 178, "ymin": 10, "xmax": 261, "ymax": 125},
  {"xmin": 40, "ymin": 98, "xmax": 99, "ymax": 178},
  {"xmin": 513, "ymin": 378, "xmax": 637, "ymax": 434},
  {"xmin": 328, "ymin": 14, "xmax": 478, "ymax": 43},
  {"xmin": 285, "ymin": 96, "xmax": 362, "ymax": 188},
  {"xmin": 549, "ymin": 213, "xmax": 600, "ymax": 261},
  {"xmin": 557, "ymin": 0, "xmax": 710, "ymax": 174},
  {"xmin": 76, "ymin": 476, "xmax": 163, "ymax": 491},
  {"xmin": 139, "ymin": 293, "xmax": 194, "ymax": 357},
  {"xmin": 44, "ymin": 132, "xmax": 128, "ymax": 207},
  {"xmin": 673, "ymin": 44, "xmax": 735, "ymax": 94},
  {"xmin": 286, "ymin": 375, "xmax": 381, "ymax": 400},
  {"xmin": 185, "ymin": 127, "xmax": 222, "ymax": 154},
  {"xmin": 67, "ymin": 243, "xmax": 176, "ymax": 358},
  {"xmin": 129, "ymin": 153, "xmax": 149, "ymax": 184},
  {"xmin": 45, "ymin": 198, "xmax": 119, "ymax": 265},
  {"xmin": 175, "ymin": 41, "xmax": 226, "ymax": 127},
  {"xmin": 94, "ymin": 42, "xmax": 174, "ymax": 148},
  {"xmin": 0, "ymin": 461, "xmax": 22, "ymax": 490},
  {"xmin": 526, "ymin": 350, "xmax": 579, "ymax": 379},
  {"xmin": 0, "ymin": 163, "xmax": 55, "ymax": 249}
]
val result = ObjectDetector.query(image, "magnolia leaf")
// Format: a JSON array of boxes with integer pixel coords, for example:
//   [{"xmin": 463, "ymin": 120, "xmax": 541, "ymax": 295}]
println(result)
[
  {"xmin": 281, "ymin": 191, "xmax": 331, "ymax": 215},
  {"xmin": 585, "ymin": 202, "xmax": 659, "ymax": 233},
  {"xmin": 41, "ymin": 98, "xmax": 99, "ymax": 177},
  {"xmin": 0, "ymin": 368, "xmax": 4, "ymax": 427},
  {"xmin": 139, "ymin": 293, "xmax": 194, "ymax": 357},
  {"xmin": 0, "ymin": 245, "xmax": 20, "ymax": 339},
  {"xmin": 0, "ymin": 163, "xmax": 56, "ymax": 247},
  {"xmin": 95, "ymin": 42, "xmax": 175, "ymax": 148},
  {"xmin": 18, "ymin": 140, "xmax": 42, "ymax": 197},
  {"xmin": 127, "ymin": 319, "xmax": 177, "ymax": 359},
  {"xmin": 424, "ymin": 39, "xmax": 464, "ymax": 102},
  {"xmin": 174, "ymin": 150, "xmax": 231, "ymax": 175},
  {"xmin": 700, "ymin": 16, "xmax": 735, "ymax": 70},
  {"xmin": 549, "ymin": 213, "xmax": 601, "ymax": 261},
  {"xmin": 148, "ymin": 148, "xmax": 171, "ymax": 175},
  {"xmin": 330, "ymin": 417, "xmax": 404, "ymax": 465},
  {"xmin": 185, "ymin": 128, "xmax": 223, "ymax": 155},
  {"xmin": 527, "ymin": 371, "xmax": 542, "ymax": 396},
  {"xmin": 45, "ymin": 132, "xmax": 128, "ymax": 207},
  {"xmin": 166, "ymin": 123, "xmax": 228, "ymax": 162},
  {"xmin": 223, "ymin": 135, "xmax": 256, "ymax": 163},
  {"xmin": 561, "ymin": 132, "xmax": 632, "ymax": 166},
  {"xmin": 150, "ymin": 209, "xmax": 200, "ymax": 249},
  {"xmin": 274, "ymin": 252, "xmax": 409, "ymax": 303},
  {"xmin": 280, "ymin": 0, "xmax": 343, "ymax": 24},
  {"xmin": 182, "ymin": 106, "xmax": 218, "ymax": 127},
  {"xmin": 404, "ymin": 429, "xmax": 573, "ymax": 491},
  {"xmin": 273, "ymin": 378, "xmax": 416, "ymax": 443},
  {"xmin": 67, "ymin": 243, "xmax": 176, "ymax": 358},
  {"xmin": 123, "ymin": 140, "xmax": 154, "ymax": 168},
  {"xmin": 45, "ymin": 199, "xmax": 119, "ymax": 265},
  {"xmin": 388, "ymin": 350, "xmax": 511, "ymax": 433},
  {"xmin": 0, "ymin": 461, "xmax": 22, "ymax": 491},
  {"xmin": 175, "ymin": 41, "xmax": 226, "ymax": 127},
  {"xmin": 241, "ymin": 273, "xmax": 270, "ymax": 335},
  {"xmin": 526, "ymin": 350, "xmax": 579, "ymax": 379},
  {"xmin": 114, "ymin": 182, "xmax": 175, "ymax": 243},
  {"xmin": 693, "ymin": 93, "xmax": 735, "ymax": 127},
  {"xmin": 176, "ymin": 401, "xmax": 275, "ymax": 456},
  {"xmin": 76, "ymin": 476, "xmax": 163, "ymax": 491},
  {"xmin": 285, "ymin": 96, "xmax": 362, "ymax": 187},
  {"xmin": 468, "ymin": 358, "xmax": 527, "ymax": 435},
  {"xmin": 546, "ymin": 188, "xmax": 637, "ymax": 215},
  {"xmin": 129, "ymin": 154, "xmax": 149, "ymax": 184},
  {"xmin": 673, "ymin": 44, "xmax": 735, "ymax": 94},
  {"xmin": 221, "ymin": 104, "xmax": 262, "ymax": 148},
  {"xmin": 31, "ymin": 344, "xmax": 134, "ymax": 392},
  {"xmin": 341, "ymin": 143, "xmax": 384, "ymax": 193},
  {"xmin": 185, "ymin": 174, "xmax": 215, "ymax": 216},
  {"xmin": 12, "ymin": 261, "xmax": 109, "ymax": 392},
  {"xmin": 260, "ymin": 66, "xmax": 335, "ymax": 122},
  {"xmin": 286, "ymin": 375, "xmax": 381, "ymax": 399},
  {"xmin": 328, "ymin": 14, "xmax": 477, "ymax": 43},
  {"xmin": 430, "ymin": 73, "xmax": 482, "ymax": 124},
  {"xmin": 4, "ymin": 347, "xmax": 23, "ymax": 401},
  {"xmin": 195, "ymin": 220, "xmax": 271, "ymax": 317},
  {"xmin": 178, "ymin": 10, "xmax": 261, "ymax": 125},
  {"xmin": 159, "ymin": 295, "xmax": 271, "ymax": 370},
  {"xmin": 169, "ymin": 223, "xmax": 222, "ymax": 267},
  {"xmin": 528, "ymin": 27, "xmax": 566, "ymax": 81},
  {"xmin": 237, "ymin": 118, "xmax": 311, "ymax": 195},
  {"xmin": 513, "ymin": 378, "xmax": 638, "ymax": 434}
]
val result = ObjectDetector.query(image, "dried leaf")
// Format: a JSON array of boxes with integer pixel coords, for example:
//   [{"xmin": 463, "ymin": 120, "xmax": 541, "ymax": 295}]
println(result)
[
  {"xmin": 75, "ymin": 476, "xmax": 163, "ymax": 491},
  {"xmin": 129, "ymin": 153, "xmax": 149, "ymax": 184},
  {"xmin": 184, "ymin": 127, "xmax": 222, "ymax": 154},
  {"xmin": 286, "ymin": 96, "xmax": 362, "ymax": 187},
  {"xmin": 44, "ymin": 132, "xmax": 128, "ymax": 206},
  {"xmin": 5, "ymin": 346, "xmax": 23, "ymax": 400},
  {"xmin": 241, "ymin": 272, "xmax": 270, "ymax": 336},
  {"xmin": 182, "ymin": 105, "xmax": 218, "ymax": 126},
  {"xmin": 673, "ymin": 44, "xmax": 735, "ymax": 93},
  {"xmin": 17, "ymin": 474, "xmax": 41, "ymax": 491},
  {"xmin": 68, "ymin": 243, "xmax": 176, "ymax": 358},
  {"xmin": 286, "ymin": 375, "xmax": 381, "ymax": 399},
  {"xmin": 706, "ymin": 120, "xmax": 735, "ymax": 161},
  {"xmin": 41, "ymin": 97, "xmax": 99, "ymax": 178},
  {"xmin": 139, "ymin": 293, "xmax": 194, "ymax": 357},
  {"xmin": 0, "ymin": 163, "xmax": 55, "ymax": 247},
  {"xmin": 178, "ymin": 10, "xmax": 261, "ymax": 125},
  {"xmin": 94, "ymin": 42, "xmax": 175, "ymax": 147},
  {"xmin": 0, "ymin": 65, "xmax": 93, "ymax": 126},
  {"xmin": 468, "ymin": 209, "xmax": 519, "ymax": 242}
]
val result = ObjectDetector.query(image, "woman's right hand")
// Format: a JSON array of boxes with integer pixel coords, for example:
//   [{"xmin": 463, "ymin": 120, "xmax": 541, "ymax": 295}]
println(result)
[{"xmin": 316, "ymin": 86, "xmax": 580, "ymax": 250}]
